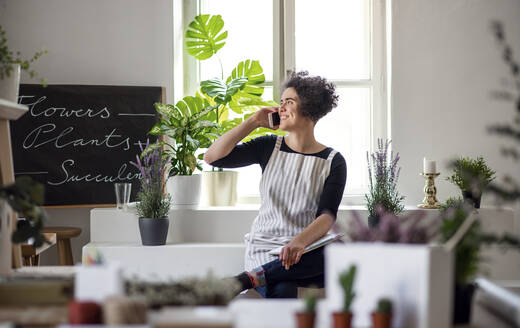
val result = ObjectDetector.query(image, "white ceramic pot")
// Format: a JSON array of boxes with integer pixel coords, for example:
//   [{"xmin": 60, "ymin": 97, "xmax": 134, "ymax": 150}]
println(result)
[
  {"xmin": 202, "ymin": 171, "xmax": 238, "ymax": 206},
  {"xmin": 166, "ymin": 174, "xmax": 201, "ymax": 206},
  {"xmin": 0, "ymin": 64, "xmax": 21, "ymax": 102}
]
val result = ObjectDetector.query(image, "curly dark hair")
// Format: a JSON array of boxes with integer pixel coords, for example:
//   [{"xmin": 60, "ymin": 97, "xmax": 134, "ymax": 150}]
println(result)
[{"xmin": 281, "ymin": 71, "xmax": 339, "ymax": 122}]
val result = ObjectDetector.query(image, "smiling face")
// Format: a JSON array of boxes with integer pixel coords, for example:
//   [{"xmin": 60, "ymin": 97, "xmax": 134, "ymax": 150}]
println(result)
[{"xmin": 279, "ymin": 87, "xmax": 311, "ymax": 131}]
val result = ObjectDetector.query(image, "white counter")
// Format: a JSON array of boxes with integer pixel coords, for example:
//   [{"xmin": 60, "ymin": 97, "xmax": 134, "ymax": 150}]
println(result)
[{"xmin": 84, "ymin": 206, "xmax": 519, "ymax": 281}]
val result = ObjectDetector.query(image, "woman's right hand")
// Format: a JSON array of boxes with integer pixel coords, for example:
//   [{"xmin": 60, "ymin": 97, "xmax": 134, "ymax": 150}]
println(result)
[{"xmin": 249, "ymin": 107, "xmax": 279, "ymax": 130}]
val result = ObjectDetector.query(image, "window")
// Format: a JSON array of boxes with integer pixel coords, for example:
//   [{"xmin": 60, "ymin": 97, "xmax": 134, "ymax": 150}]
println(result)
[{"xmin": 177, "ymin": 0, "xmax": 388, "ymax": 204}]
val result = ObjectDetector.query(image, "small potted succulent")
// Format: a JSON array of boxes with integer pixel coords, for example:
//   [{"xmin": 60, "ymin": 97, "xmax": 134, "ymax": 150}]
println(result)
[
  {"xmin": 446, "ymin": 156, "xmax": 495, "ymax": 208},
  {"xmin": 365, "ymin": 139, "xmax": 405, "ymax": 227},
  {"xmin": 295, "ymin": 290, "xmax": 318, "ymax": 328},
  {"xmin": 371, "ymin": 298, "xmax": 393, "ymax": 328},
  {"xmin": 332, "ymin": 265, "xmax": 357, "ymax": 328},
  {"xmin": 0, "ymin": 24, "xmax": 47, "ymax": 101},
  {"xmin": 131, "ymin": 140, "xmax": 171, "ymax": 246}
]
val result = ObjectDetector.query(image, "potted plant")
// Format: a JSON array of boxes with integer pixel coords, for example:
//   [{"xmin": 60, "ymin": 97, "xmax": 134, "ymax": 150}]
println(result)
[
  {"xmin": 365, "ymin": 138, "xmax": 405, "ymax": 227},
  {"xmin": 149, "ymin": 96, "xmax": 218, "ymax": 206},
  {"xmin": 439, "ymin": 197, "xmax": 520, "ymax": 324},
  {"xmin": 185, "ymin": 14, "xmax": 284, "ymax": 205},
  {"xmin": 332, "ymin": 265, "xmax": 357, "ymax": 328},
  {"xmin": 371, "ymin": 298, "xmax": 393, "ymax": 328},
  {"xmin": 0, "ymin": 24, "xmax": 47, "ymax": 101},
  {"xmin": 130, "ymin": 140, "xmax": 171, "ymax": 246},
  {"xmin": 446, "ymin": 157, "xmax": 495, "ymax": 208},
  {"xmin": 295, "ymin": 290, "xmax": 318, "ymax": 328}
]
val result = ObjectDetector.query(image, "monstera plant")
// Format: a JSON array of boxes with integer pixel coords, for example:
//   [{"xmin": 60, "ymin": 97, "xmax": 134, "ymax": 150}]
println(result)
[
  {"xmin": 184, "ymin": 14, "xmax": 284, "ymax": 206},
  {"xmin": 185, "ymin": 14, "xmax": 283, "ymax": 142},
  {"xmin": 148, "ymin": 96, "xmax": 218, "ymax": 206}
]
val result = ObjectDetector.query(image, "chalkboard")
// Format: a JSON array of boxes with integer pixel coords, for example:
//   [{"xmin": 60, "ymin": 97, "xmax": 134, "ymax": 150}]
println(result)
[{"xmin": 10, "ymin": 84, "xmax": 163, "ymax": 207}]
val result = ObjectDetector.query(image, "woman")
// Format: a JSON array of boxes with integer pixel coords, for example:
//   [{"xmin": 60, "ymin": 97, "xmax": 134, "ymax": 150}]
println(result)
[{"xmin": 204, "ymin": 71, "xmax": 347, "ymax": 298}]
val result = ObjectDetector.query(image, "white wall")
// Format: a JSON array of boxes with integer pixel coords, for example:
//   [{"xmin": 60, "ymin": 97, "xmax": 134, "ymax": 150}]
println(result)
[
  {"xmin": 0, "ymin": 0, "xmax": 174, "ymax": 264},
  {"xmin": 2, "ymin": 0, "xmax": 520, "ymax": 264},
  {"xmin": 391, "ymin": 0, "xmax": 520, "ymax": 232}
]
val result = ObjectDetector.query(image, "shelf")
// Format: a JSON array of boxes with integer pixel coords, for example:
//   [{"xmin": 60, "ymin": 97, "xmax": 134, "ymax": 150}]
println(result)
[{"xmin": 0, "ymin": 98, "xmax": 28, "ymax": 120}]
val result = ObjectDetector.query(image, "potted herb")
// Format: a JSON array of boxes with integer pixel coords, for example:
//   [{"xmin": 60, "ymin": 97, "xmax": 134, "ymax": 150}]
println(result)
[
  {"xmin": 295, "ymin": 290, "xmax": 318, "ymax": 328},
  {"xmin": 371, "ymin": 298, "xmax": 393, "ymax": 328},
  {"xmin": 365, "ymin": 138, "xmax": 405, "ymax": 227},
  {"xmin": 0, "ymin": 24, "xmax": 47, "ymax": 101},
  {"xmin": 332, "ymin": 265, "xmax": 356, "ymax": 328},
  {"xmin": 130, "ymin": 140, "xmax": 171, "ymax": 246},
  {"xmin": 185, "ymin": 14, "xmax": 283, "ymax": 205},
  {"xmin": 446, "ymin": 157, "xmax": 495, "ymax": 208},
  {"xmin": 149, "ymin": 96, "xmax": 218, "ymax": 206},
  {"xmin": 439, "ymin": 197, "xmax": 520, "ymax": 324}
]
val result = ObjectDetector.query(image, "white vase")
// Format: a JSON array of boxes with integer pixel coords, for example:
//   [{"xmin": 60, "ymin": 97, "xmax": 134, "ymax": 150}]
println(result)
[
  {"xmin": 202, "ymin": 171, "xmax": 238, "ymax": 206},
  {"xmin": 166, "ymin": 174, "xmax": 201, "ymax": 206},
  {"xmin": 0, "ymin": 64, "xmax": 21, "ymax": 102}
]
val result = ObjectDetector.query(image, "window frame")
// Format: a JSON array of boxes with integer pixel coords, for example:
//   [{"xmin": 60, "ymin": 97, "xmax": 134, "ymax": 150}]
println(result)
[{"xmin": 175, "ymin": 0, "xmax": 389, "ymax": 205}]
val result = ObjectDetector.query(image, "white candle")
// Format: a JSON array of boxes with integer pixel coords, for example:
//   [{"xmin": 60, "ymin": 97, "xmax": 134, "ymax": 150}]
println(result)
[{"xmin": 423, "ymin": 158, "xmax": 436, "ymax": 174}]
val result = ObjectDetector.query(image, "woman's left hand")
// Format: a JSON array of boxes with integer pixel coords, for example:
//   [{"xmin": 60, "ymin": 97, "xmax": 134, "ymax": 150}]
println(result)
[{"xmin": 280, "ymin": 239, "xmax": 306, "ymax": 270}]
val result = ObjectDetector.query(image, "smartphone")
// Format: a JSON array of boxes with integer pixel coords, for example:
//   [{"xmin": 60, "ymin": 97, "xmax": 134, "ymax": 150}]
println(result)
[{"xmin": 268, "ymin": 111, "xmax": 281, "ymax": 128}]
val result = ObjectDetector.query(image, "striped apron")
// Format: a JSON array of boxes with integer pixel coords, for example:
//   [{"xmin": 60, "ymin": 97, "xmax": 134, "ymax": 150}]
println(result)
[{"xmin": 244, "ymin": 136, "xmax": 337, "ymax": 271}]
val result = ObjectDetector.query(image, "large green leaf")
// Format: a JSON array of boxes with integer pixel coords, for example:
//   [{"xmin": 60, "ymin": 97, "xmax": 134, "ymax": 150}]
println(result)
[
  {"xmin": 227, "ymin": 60, "xmax": 265, "ymax": 98},
  {"xmin": 200, "ymin": 77, "xmax": 247, "ymax": 105},
  {"xmin": 229, "ymin": 93, "xmax": 278, "ymax": 114},
  {"xmin": 185, "ymin": 15, "xmax": 228, "ymax": 60}
]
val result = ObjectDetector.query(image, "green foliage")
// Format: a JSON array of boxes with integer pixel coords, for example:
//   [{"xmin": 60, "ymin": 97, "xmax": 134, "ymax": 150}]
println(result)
[
  {"xmin": 126, "ymin": 272, "xmax": 240, "ymax": 307},
  {"xmin": 185, "ymin": 14, "xmax": 227, "ymax": 61},
  {"xmin": 149, "ymin": 96, "xmax": 219, "ymax": 176},
  {"xmin": 0, "ymin": 25, "xmax": 47, "ymax": 86},
  {"xmin": 135, "ymin": 186, "xmax": 171, "ymax": 219},
  {"xmin": 439, "ymin": 197, "xmax": 520, "ymax": 285},
  {"xmin": 439, "ymin": 197, "xmax": 481, "ymax": 284},
  {"xmin": 304, "ymin": 294, "xmax": 317, "ymax": 313},
  {"xmin": 185, "ymin": 15, "xmax": 285, "ymax": 147},
  {"xmin": 376, "ymin": 298, "xmax": 393, "ymax": 314},
  {"xmin": 339, "ymin": 265, "xmax": 357, "ymax": 313},
  {"xmin": 0, "ymin": 176, "xmax": 49, "ymax": 247},
  {"xmin": 446, "ymin": 157, "xmax": 496, "ymax": 194}
]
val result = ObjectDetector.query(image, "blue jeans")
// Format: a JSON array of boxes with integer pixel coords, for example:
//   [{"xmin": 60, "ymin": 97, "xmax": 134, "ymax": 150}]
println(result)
[{"xmin": 254, "ymin": 247, "xmax": 324, "ymax": 298}]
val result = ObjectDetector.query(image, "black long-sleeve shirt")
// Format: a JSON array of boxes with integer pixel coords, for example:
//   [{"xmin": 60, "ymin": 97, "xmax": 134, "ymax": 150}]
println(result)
[{"xmin": 210, "ymin": 135, "xmax": 347, "ymax": 219}]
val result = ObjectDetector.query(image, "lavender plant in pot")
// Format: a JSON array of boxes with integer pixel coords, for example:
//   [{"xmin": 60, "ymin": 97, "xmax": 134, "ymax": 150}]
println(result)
[
  {"xmin": 365, "ymin": 139, "xmax": 405, "ymax": 228},
  {"xmin": 131, "ymin": 141, "xmax": 171, "ymax": 246}
]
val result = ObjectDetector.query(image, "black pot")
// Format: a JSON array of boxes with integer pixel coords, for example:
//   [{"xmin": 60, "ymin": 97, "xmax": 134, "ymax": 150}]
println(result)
[
  {"xmin": 462, "ymin": 191, "xmax": 481, "ymax": 209},
  {"xmin": 453, "ymin": 283, "xmax": 476, "ymax": 324},
  {"xmin": 368, "ymin": 215, "xmax": 380, "ymax": 228},
  {"xmin": 138, "ymin": 217, "xmax": 169, "ymax": 246}
]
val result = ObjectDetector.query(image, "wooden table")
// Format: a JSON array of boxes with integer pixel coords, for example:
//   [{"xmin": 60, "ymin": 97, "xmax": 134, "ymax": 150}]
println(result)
[{"xmin": 21, "ymin": 232, "xmax": 57, "ymax": 266}]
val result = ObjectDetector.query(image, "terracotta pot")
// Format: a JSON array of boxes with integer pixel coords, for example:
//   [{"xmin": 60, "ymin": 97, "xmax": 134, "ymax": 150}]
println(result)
[
  {"xmin": 371, "ymin": 312, "xmax": 392, "ymax": 328},
  {"xmin": 332, "ymin": 312, "xmax": 352, "ymax": 328},
  {"xmin": 295, "ymin": 312, "xmax": 315, "ymax": 328},
  {"xmin": 68, "ymin": 300, "xmax": 102, "ymax": 324}
]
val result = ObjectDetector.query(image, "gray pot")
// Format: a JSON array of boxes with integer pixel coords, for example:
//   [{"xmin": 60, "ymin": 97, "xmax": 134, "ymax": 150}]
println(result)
[{"xmin": 138, "ymin": 217, "xmax": 169, "ymax": 246}]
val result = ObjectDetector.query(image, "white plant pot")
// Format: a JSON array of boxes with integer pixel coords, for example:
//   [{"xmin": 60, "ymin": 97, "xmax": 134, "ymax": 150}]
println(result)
[
  {"xmin": 0, "ymin": 64, "xmax": 21, "ymax": 102},
  {"xmin": 325, "ymin": 243, "xmax": 453, "ymax": 328},
  {"xmin": 202, "ymin": 171, "xmax": 238, "ymax": 206},
  {"xmin": 166, "ymin": 174, "xmax": 201, "ymax": 206}
]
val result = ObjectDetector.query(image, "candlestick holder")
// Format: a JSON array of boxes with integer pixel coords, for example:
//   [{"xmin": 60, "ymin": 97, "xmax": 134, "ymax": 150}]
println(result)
[{"xmin": 418, "ymin": 173, "xmax": 441, "ymax": 209}]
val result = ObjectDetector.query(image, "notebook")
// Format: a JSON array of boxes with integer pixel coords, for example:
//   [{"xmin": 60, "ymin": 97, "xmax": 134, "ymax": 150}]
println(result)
[{"xmin": 268, "ymin": 233, "xmax": 344, "ymax": 256}]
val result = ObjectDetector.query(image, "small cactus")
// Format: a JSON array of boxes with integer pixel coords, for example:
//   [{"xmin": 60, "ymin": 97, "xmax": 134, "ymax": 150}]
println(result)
[
  {"xmin": 376, "ymin": 298, "xmax": 393, "ymax": 313},
  {"xmin": 339, "ymin": 265, "xmax": 357, "ymax": 313},
  {"xmin": 304, "ymin": 294, "xmax": 317, "ymax": 313}
]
